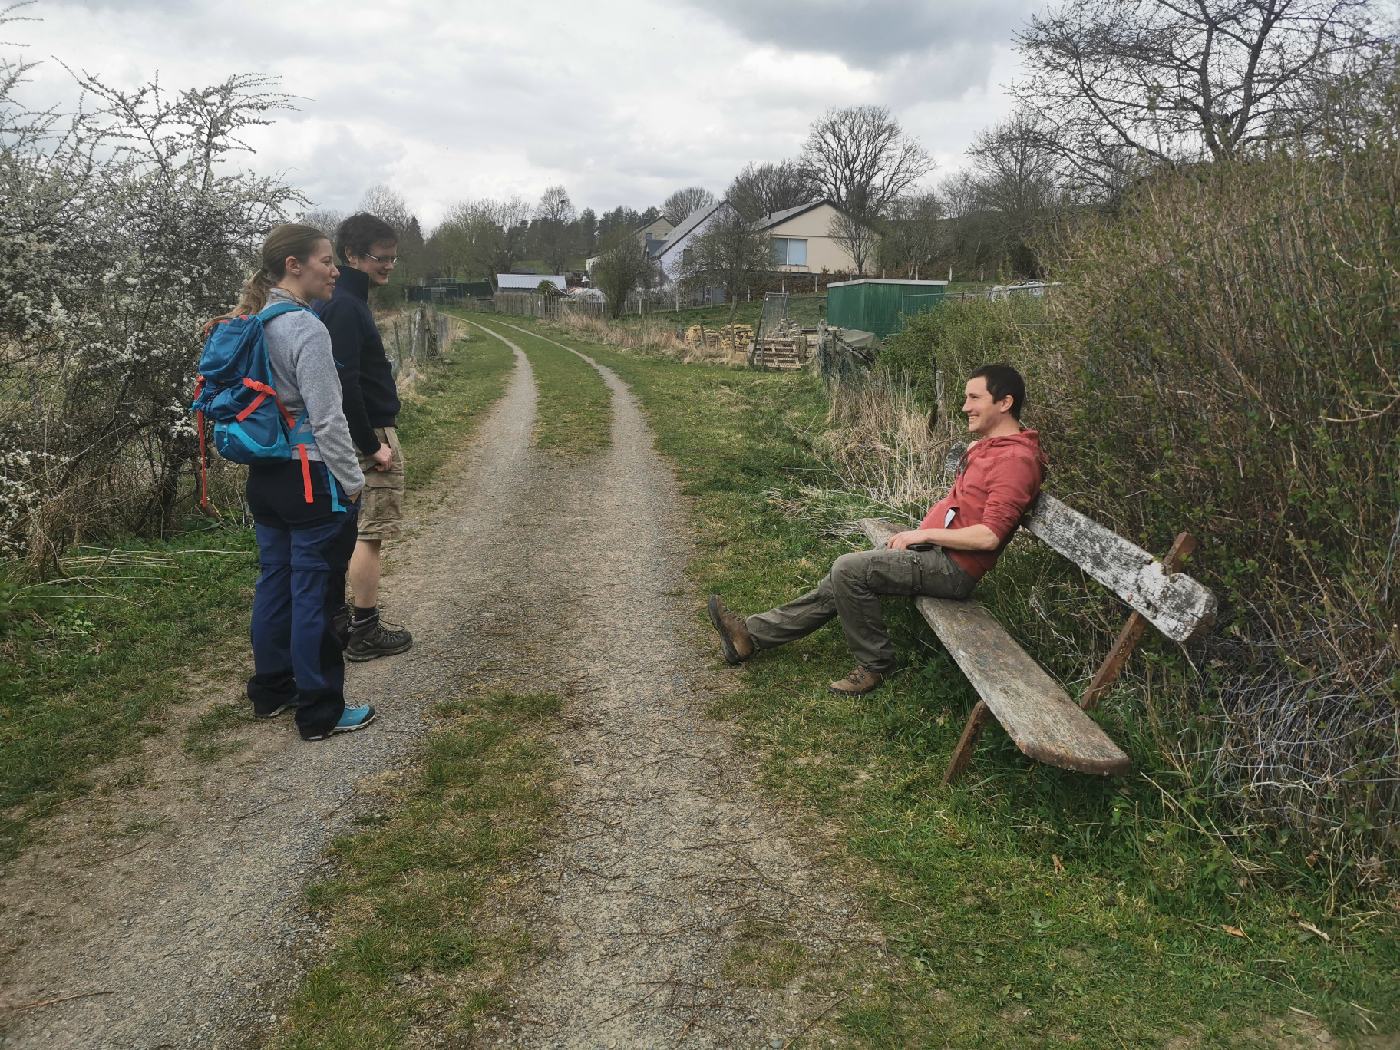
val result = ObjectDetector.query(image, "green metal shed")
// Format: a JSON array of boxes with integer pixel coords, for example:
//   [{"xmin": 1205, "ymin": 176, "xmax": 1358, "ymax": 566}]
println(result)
[{"xmin": 825, "ymin": 279, "xmax": 949, "ymax": 338}]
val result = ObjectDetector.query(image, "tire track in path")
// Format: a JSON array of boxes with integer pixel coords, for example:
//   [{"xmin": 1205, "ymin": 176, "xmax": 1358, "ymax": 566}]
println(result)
[{"xmin": 470, "ymin": 316, "xmax": 891, "ymax": 1049}]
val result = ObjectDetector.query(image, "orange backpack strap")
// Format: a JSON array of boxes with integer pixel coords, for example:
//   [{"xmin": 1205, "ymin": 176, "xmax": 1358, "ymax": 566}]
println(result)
[{"xmin": 296, "ymin": 443, "xmax": 313, "ymax": 504}]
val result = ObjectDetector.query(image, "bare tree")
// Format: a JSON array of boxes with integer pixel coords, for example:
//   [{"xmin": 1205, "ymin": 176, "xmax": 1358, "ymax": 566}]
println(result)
[
  {"xmin": 965, "ymin": 109, "xmax": 1072, "ymax": 275},
  {"xmin": 298, "ymin": 207, "xmax": 344, "ymax": 237},
  {"xmin": 661, "ymin": 185, "xmax": 715, "ymax": 225},
  {"xmin": 493, "ymin": 196, "xmax": 532, "ymax": 272},
  {"xmin": 726, "ymin": 160, "xmax": 816, "ymax": 219},
  {"xmin": 678, "ymin": 204, "xmax": 770, "ymax": 323},
  {"xmin": 535, "ymin": 184, "xmax": 575, "ymax": 225},
  {"xmin": 591, "ymin": 229, "xmax": 654, "ymax": 318},
  {"xmin": 533, "ymin": 184, "xmax": 576, "ymax": 274},
  {"xmin": 358, "ymin": 183, "xmax": 411, "ymax": 231},
  {"xmin": 828, "ymin": 209, "xmax": 879, "ymax": 275},
  {"xmin": 801, "ymin": 105, "xmax": 933, "ymax": 217},
  {"xmin": 968, "ymin": 110, "xmax": 1066, "ymax": 216},
  {"xmin": 877, "ymin": 192, "xmax": 943, "ymax": 278},
  {"xmin": 935, "ymin": 172, "xmax": 998, "ymax": 280},
  {"xmin": 1015, "ymin": 0, "xmax": 1379, "ymax": 192}
]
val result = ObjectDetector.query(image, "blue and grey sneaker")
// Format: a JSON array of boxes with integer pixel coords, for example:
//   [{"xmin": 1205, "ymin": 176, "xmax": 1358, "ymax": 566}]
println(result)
[{"xmin": 301, "ymin": 705, "xmax": 377, "ymax": 742}]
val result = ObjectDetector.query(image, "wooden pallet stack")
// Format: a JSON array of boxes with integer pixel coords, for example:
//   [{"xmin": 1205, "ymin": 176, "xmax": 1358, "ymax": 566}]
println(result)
[
  {"xmin": 684, "ymin": 323, "xmax": 754, "ymax": 364},
  {"xmin": 751, "ymin": 320, "xmax": 808, "ymax": 370}
]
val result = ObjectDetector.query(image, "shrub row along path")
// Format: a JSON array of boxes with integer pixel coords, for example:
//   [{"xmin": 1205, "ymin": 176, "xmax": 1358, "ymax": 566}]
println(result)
[{"xmin": 0, "ymin": 323, "xmax": 889, "ymax": 1048}]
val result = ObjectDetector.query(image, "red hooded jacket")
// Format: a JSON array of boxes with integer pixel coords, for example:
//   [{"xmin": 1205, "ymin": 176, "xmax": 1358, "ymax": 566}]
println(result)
[{"xmin": 919, "ymin": 429, "xmax": 1046, "ymax": 581}]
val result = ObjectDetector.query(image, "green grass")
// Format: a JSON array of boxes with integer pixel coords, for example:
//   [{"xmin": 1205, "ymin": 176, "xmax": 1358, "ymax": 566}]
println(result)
[
  {"xmin": 501, "ymin": 315, "xmax": 1398, "ymax": 1048},
  {"xmin": 0, "ymin": 334, "xmax": 517, "ymax": 862},
  {"xmin": 267, "ymin": 690, "xmax": 561, "ymax": 1049},
  {"xmin": 459, "ymin": 313, "xmax": 612, "ymax": 455},
  {"xmin": 0, "ymin": 525, "xmax": 259, "ymax": 858},
  {"xmin": 395, "ymin": 328, "xmax": 516, "ymax": 488}
]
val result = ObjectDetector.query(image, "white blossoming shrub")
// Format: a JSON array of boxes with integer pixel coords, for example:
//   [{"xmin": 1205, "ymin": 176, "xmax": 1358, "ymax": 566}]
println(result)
[{"xmin": 1, "ymin": 27, "xmax": 300, "ymax": 570}]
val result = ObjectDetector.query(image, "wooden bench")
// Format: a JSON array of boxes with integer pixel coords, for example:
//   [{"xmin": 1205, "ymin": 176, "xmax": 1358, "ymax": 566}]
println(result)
[{"xmin": 858, "ymin": 461, "xmax": 1216, "ymax": 784}]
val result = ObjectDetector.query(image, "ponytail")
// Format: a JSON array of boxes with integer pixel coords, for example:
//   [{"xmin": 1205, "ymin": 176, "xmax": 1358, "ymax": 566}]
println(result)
[
  {"xmin": 207, "ymin": 223, "xmax": 328, "ymax": 330},
  {"xmin": 229, "ymin": 269, "xmax": 274, "ymax": 319}
]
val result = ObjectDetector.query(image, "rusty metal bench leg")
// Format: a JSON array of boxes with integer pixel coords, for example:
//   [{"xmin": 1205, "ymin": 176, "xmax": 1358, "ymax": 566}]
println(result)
[{"xmin": 943, "ymin": 701, "xmax": 991, "ymax": 785}]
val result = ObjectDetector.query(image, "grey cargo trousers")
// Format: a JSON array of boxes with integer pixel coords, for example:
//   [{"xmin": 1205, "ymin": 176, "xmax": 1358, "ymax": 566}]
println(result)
[{"xmin": 745, "ymin": 546, "xmax": 976, "ymax": 673}]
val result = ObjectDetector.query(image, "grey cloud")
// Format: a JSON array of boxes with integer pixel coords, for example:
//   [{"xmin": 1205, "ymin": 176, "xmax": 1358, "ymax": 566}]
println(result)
[
  {"xmin": 14, "ymin": 0, "xmax": 1025, "ymax": 226},
  {"xmin": 678, "ymin": 0, "xmax": 1042, "ymax": 70}
]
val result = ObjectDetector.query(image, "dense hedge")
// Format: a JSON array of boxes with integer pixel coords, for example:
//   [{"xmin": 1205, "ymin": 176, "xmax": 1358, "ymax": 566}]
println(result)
[{"xmin": 880, "ymin": 129, "xmax": 1398, "ymax": 874}]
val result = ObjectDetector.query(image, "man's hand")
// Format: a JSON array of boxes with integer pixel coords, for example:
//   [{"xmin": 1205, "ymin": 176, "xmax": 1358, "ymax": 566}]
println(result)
[
  {"xmin": 370, "ymin": 445, "xmax": 393, "ymax": 472},
  {"xmin": 887, "ymin": 529, "xmax": 934, "ymax": 550}
]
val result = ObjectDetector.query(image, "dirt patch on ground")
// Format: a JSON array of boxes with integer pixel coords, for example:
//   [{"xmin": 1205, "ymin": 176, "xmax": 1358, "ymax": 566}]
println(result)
[{"xmin": 0, "ymin": 323, "xmax": 893, "ymax": 1049}]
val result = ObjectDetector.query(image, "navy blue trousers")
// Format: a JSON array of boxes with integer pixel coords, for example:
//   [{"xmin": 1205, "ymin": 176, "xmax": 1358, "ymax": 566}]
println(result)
[{"xmin": 245, "ymin": 461, "xmax": 358, "ymax": 737}]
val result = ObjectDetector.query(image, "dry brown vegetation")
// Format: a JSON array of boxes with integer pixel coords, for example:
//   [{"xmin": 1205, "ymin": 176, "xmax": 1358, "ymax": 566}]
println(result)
[{"xmin": 553, "ymin": 310, "xmax": 687, "ymax": 357}]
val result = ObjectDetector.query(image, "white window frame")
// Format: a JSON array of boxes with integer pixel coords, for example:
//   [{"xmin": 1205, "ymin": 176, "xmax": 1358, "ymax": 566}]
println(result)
[{"xmin": 770, "ymin": 236, "xmax": 808, "ymax": 267}]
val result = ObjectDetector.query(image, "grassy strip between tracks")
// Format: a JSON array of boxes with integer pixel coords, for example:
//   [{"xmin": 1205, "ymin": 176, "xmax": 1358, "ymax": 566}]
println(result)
[
  {"xmin": 500, "ymin": 315, "xmax": 1397, "ymax": 1049},
  {"xmin": 0, "ymin": 332, "xmax": 517, "ymax": 862},
  {"xmin": 463, "ymin": 312, "xmax": 612, "ymax": 455},
  {"xmin": 267, "ymin": 689, "xmax": 562, "ymax": 1049}
]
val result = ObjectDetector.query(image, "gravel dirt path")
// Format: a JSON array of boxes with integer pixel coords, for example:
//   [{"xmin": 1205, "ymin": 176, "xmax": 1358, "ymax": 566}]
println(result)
[{"xmin": 0, "ymin": 325, "xmax": 891, "ymax": 1049}]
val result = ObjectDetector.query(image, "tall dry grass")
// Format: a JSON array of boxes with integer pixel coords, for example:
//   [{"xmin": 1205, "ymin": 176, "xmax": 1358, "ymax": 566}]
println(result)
[
  {"xmin": 815, "ymin": 370, "xmax": 954, "ymax": 517},
  {"xmin": 553, "ymin": 311, "xmax": 686, "ymax": 358}
]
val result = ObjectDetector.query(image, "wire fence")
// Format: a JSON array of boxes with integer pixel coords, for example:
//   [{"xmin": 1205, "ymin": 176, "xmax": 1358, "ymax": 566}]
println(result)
[
  {"xmin": 814, "ymin": 321, "xmax": 877, "ymax": 386},
  {"xmin": 382, "ymin": 303, "xmax": 452, "ymax": 385}
]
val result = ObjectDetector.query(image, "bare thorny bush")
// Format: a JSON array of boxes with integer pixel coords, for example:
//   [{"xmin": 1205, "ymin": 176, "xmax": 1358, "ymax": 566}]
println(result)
[{"xmin": 0, "ymin": 9, "xmax": 299, "ymax": 573}]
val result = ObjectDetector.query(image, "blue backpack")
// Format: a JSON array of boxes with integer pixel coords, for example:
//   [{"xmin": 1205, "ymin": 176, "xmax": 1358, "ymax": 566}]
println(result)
[{"xmin": 191, "ymin": 301, "xmax": 317, "ymax": 508}]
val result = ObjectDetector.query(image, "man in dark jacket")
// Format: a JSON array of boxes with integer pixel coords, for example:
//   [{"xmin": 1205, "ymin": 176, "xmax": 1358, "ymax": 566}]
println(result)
[
  {"xmin": 317, "ymin": 213, "xmax": 413, "ymax": 661},
  {"xmin": 707, "ymin": 364, "xmax": 1044, "ymax": 695}
]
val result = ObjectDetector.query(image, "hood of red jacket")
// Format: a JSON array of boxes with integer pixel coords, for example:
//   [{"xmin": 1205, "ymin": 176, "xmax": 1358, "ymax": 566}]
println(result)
[{"xmin": 969, "ymin": 427, "xmax": 1045, "ymax": 467}]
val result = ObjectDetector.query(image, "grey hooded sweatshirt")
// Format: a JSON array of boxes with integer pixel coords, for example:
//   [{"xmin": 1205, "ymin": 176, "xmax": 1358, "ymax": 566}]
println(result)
[{"xmin": 262, "ymin": 288, "xmax": 365, "ymax": 497}]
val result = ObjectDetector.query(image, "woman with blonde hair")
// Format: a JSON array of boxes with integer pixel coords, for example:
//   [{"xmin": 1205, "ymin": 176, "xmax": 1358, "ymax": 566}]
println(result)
[{"xmin": 217, "ymin": 223, "xmax": 376, "ymax": 741}]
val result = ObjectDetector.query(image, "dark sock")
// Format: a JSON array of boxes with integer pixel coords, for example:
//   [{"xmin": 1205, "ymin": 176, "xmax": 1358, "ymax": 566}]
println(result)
[{"xmin": 352, "ymin": 605, "xmax": 378, "ymax": 626}]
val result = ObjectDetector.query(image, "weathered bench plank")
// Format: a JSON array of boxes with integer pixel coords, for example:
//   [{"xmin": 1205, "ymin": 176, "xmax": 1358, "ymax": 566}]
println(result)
[
  {"xmin": 861, "ymin": 518, "xmax": 1132, "ymax": 777},
  {"xmin": 1024, "ymin": 495, "xmax": 1216, "ymax": 643}
]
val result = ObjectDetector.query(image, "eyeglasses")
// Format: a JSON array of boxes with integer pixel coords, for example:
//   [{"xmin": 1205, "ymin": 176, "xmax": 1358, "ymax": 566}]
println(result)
[{"xmin": 363, "ymin": 251, "xmax": 398, "ymax": 266}]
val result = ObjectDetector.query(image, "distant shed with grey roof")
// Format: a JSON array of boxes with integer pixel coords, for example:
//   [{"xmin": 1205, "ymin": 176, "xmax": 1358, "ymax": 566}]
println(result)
[{"xmin": 496, "ymin": 273, "xmax": 568, "ymax": 293}]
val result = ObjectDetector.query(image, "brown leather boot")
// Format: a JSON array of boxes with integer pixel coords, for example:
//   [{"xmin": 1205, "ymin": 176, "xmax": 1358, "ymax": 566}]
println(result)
[
  {"xmin": 707, "ymin": 594, "xmax": 754, "ymax": 665},
  {"xmin": 829, "ymin": 665, "xmax": 884, "ymax": 695}
]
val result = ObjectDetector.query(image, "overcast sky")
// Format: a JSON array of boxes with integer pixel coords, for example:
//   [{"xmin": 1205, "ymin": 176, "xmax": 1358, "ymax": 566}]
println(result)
[{"xmin": 11, "ymin": 0, "xmax": 1044, "ymax": 228}]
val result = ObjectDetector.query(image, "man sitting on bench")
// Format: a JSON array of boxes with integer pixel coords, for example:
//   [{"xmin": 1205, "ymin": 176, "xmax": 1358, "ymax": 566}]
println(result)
[{"xmin": 708, "ymin": 363, "xmax": 1046, "ymax": 696}]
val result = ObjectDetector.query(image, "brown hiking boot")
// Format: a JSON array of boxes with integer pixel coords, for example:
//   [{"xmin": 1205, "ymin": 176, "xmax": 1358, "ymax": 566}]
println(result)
[
  {"xmin": 707, "ymin": 594, "xmax": 754, "ymax": 665},
  {"xmin": 829, "ymin": 666, "xmax": 884, "ymax": 696}
]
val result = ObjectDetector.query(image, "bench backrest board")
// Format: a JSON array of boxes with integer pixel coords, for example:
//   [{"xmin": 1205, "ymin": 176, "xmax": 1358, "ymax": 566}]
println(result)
[{"xmin": 942, "ymin": 444, "xmax": 1216, "ymax": 643}]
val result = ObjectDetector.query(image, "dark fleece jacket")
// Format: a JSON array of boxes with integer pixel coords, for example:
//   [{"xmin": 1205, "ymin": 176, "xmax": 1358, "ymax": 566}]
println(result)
[{"xmin": 316, "ymin": 267, "xmax": 400, "ymax": 456}]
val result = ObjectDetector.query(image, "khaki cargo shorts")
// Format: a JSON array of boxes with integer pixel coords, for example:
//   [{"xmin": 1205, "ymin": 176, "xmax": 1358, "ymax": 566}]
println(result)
[{"xmin": 356, "ymin": 426, "xmax": 405, "ymax": 542}]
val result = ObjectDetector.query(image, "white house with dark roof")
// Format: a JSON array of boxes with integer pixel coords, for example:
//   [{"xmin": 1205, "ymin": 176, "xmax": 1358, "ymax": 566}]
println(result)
[
  {"xmin": 652, "ymin": 199, "xmax": 736, "ymax": 282},
  {"xmin": 754, "ymin": 200, "xmax": 873, "ymax": 274}
]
